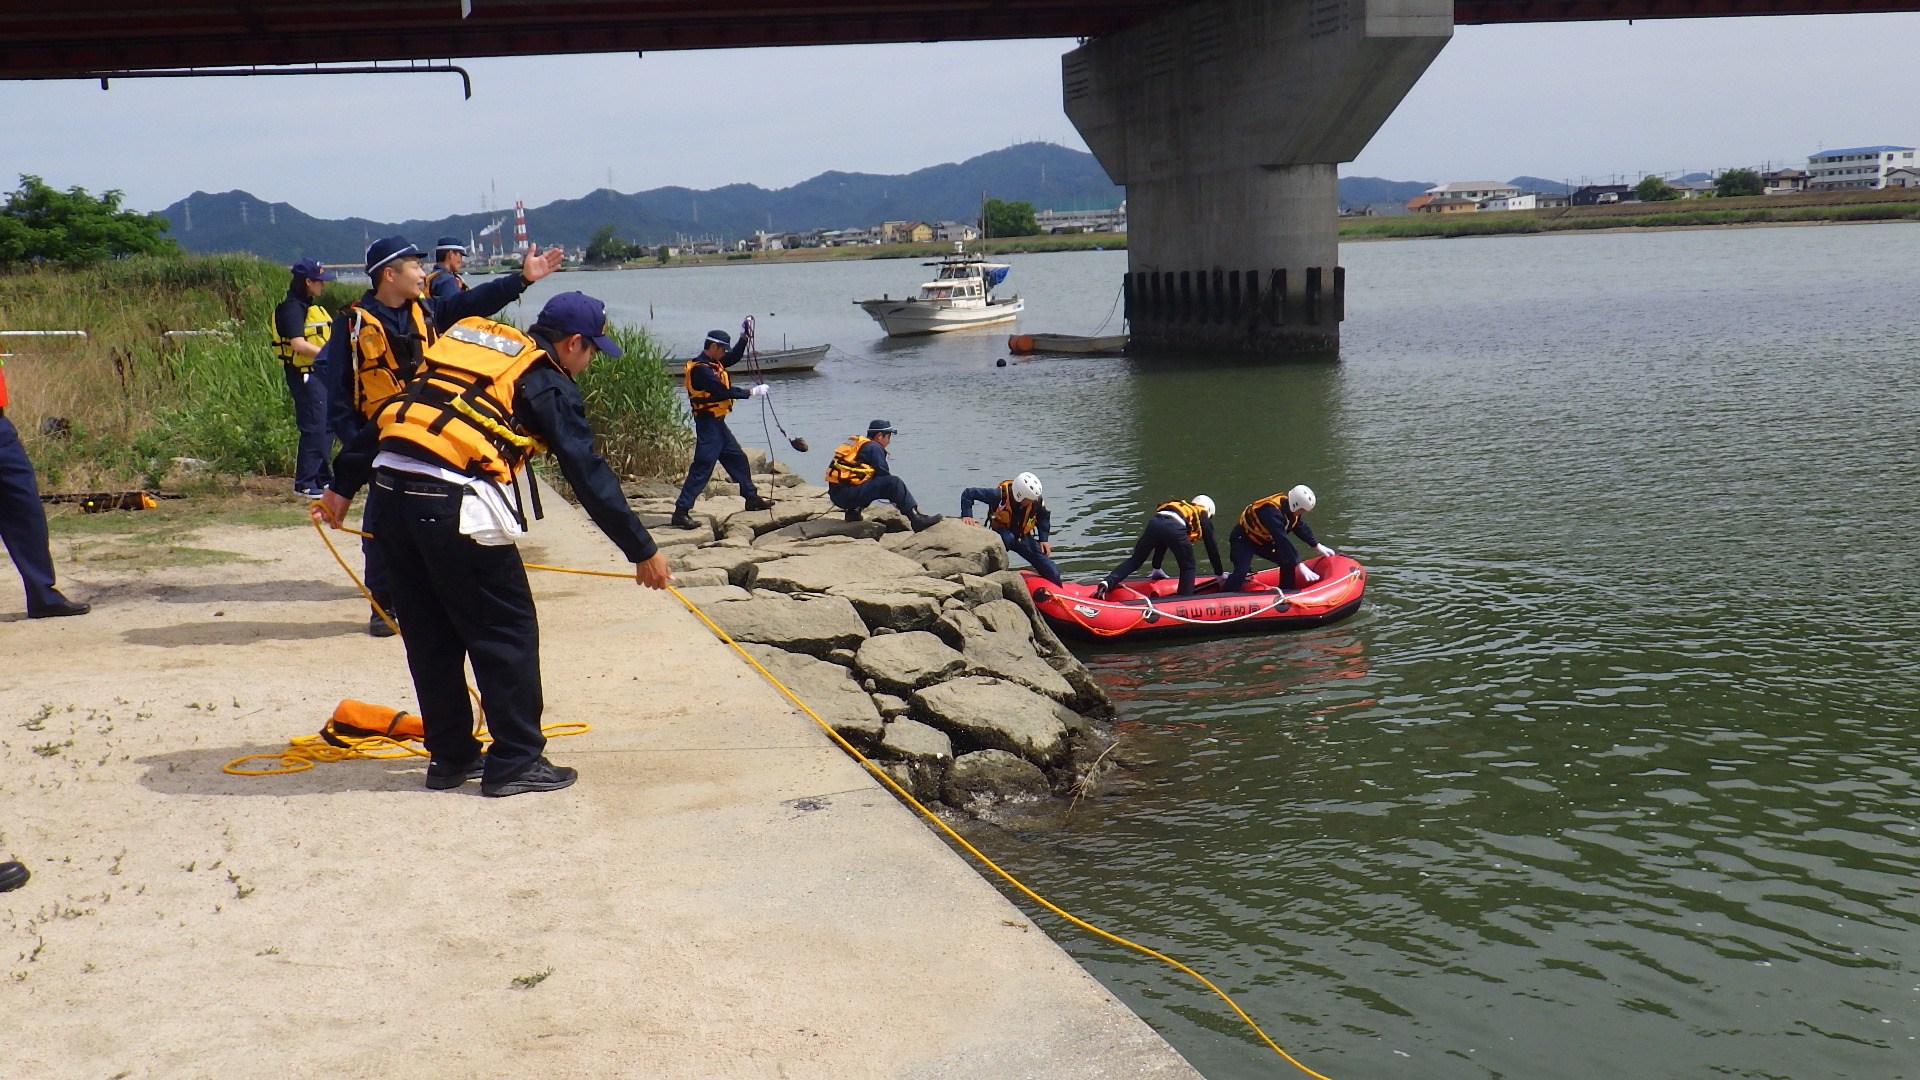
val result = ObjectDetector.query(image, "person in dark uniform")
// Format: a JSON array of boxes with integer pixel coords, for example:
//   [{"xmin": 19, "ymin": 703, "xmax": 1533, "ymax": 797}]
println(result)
[
  {"xmin": 824, "ymin": 420, "xmax": 942, "ymax": 532},
  {"xmin": 959, "ymin": 471, "xmax": 1060, "ymax": 584},
  {"xmin": 425, "ymin": 236, "xmax": 468, "ymax": 298},
  {"xmin": 271, "ymin": 257, "xmax": 337, "ymax": 498},
  {"xmin": 313, "ymin": 235, "xmax": 561, "ymax": 635},
  {"xmin": 315, "ymin": 292, "xmax": 669, "ymax": 797},
  {"xmin": 1094, "ymin": 496, "xmax": 1221, "ymax": 599},
  {"xmin": 0, "ymin": 357, "xmax": 88, "ymax": 619},
  {"xmin": 670, "ymin": 325, "xmax": 772, "ymax": 529},
  {"xmin": 1221, "ymin": 485, "xmax": 1338, "ymax": 592}
]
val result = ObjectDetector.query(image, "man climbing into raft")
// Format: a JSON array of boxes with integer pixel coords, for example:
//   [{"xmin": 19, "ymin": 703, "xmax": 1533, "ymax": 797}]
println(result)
[
  {"xmin": 1221, "ymin": 485, "xmax": 1339, "ymax": 593},
  {"xmin": 959, "ymin": 471, "xmax": 1060, "ymax": 585},
  {"xmin": 1093, "ymin": 495, "xmax": 1222, "ymax": 600}
]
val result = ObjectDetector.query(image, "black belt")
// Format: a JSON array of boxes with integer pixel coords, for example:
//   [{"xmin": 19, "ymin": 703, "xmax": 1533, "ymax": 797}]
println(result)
[{"xmin": 374, "ymin": 468, "xmax": 464, "ymax": 495}]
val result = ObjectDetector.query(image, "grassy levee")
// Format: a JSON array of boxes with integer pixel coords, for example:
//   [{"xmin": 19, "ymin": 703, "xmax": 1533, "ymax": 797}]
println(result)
[
  {"xmin": 1339, "ymin": 188, "xmax": 1920, "ymax": 241},
  {"xmin": 0, "ymin": 253, "xmax": 687, "ymax": 492}
]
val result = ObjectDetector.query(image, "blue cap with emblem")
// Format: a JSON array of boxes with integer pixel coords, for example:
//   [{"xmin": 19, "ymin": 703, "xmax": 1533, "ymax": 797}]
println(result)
[
  {"xmin": 365, "ymin": 235, "xmax": 423, "ymax": 275},
  {"xmin": 289, "ymin": 257, "xmax": 336, "ymax": 281},
  {"xmin": 538, "ymin": 292, "xmax": 622, "ymax": 358},
  {"xmin": 434, "ymin": 236, "xmax": 466, "ymax": 255}
]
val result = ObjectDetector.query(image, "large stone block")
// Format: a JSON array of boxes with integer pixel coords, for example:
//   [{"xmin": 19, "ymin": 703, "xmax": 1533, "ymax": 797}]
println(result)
[
  {"xmin": 880, "ymin": 718, "xmax": 953, "ymax": 764},
  {"xmin": 738, "ymin": 643, "xmax": 883, "ymax": 746},
  {"xmin": 747, "ymin": 546, "xmax": 927, "ymax": 594},
  {"xmin": 755, "ymin": 518, "xmax": 888, "ymax": 546},
  {"xmin": 882, "ymin": 518, "xmax": 1008, "ymax": 577},
  {"xmin": 912, "ymin": 676, "xmax": 1075, "ymax": 765},
  {"xmin": 943, "ymin": 749, "xmax": 1050, "ymax": 813},
  {"xmin": 703, "ymin": 594, "xmax": 869, "ymax": 658},
  {"xmin": 673, "ymin": 544, "xmax": 789, "ymax": 586},
  {"xmin": 855, "ymin": 631, "xmax": 967, "ymax": 694},
  {"xmin": 828, "ymin": 576, "xmax": 968, "ymax": 632}
]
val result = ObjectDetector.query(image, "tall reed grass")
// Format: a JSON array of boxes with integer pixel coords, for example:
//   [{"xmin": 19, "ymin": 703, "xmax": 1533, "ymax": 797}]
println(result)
[{"xmin": 0, "ymin": 253, "xmax": 688, "ymax": 489}]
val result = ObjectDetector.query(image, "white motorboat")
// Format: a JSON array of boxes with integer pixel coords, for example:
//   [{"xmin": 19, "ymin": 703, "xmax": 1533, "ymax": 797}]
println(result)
[{"xmin": 854, "ymin": 245, "xmax": 1023, "ymax": 336}]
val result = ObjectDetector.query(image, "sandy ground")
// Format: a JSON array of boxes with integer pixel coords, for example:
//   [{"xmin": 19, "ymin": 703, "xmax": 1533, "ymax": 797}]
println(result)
[{"xmin": 0, "ymin": 487, "xmax": 1201, "ymax": 1080}]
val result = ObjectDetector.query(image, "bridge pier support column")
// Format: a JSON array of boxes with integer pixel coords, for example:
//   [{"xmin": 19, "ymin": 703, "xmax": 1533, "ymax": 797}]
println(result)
[{"xmin": 1065, "ymin": 0, "xmax": 1452, "ymax": 356}]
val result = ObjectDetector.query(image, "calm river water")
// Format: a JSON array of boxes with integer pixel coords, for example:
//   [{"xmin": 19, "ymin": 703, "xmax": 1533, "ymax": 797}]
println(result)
[{"xmin": 519, "ymin": 223, "xmax": 1920, "ymax": 1080}]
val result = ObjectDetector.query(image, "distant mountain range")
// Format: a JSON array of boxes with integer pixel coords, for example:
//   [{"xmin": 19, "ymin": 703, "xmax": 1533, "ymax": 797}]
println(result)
[{"xmin": 155, "ymin": 148, "xmax": 1587, "ymax": 262}]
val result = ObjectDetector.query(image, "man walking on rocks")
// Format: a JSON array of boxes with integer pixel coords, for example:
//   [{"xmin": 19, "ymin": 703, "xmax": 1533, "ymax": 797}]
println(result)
[
  {"xmin": 825, "ymin": 420, "xmax": 942, "ymax": 532},
  {"xmin": 672, "ymin": 322, "xmax": 773, "ymax": 529}
]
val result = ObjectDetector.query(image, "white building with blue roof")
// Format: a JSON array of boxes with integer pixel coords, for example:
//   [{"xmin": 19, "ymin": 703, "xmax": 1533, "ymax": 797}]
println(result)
[{"xmin": 1806, "ymin": 145, "xmax": 1917, "ymax": 191}]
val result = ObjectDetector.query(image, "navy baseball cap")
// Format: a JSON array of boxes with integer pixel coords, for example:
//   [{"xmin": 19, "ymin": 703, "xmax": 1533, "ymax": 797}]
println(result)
[
  {"xmin": 538, "ymin": 292, "xmax": 622, "ymax": 358},
  {"xmin": 434, "ymin": 236, "xmax": 466, "ymax": 254},
  {"xmin": 365, "ymin": 235, "xmax": 423, "ymax": 275},
  {"xmin": 704, "ymin": 330, "xmax": 731, "ymax": 348},
  {"xmin": 289, "ymin": 257, "xmax": 335, "ymax": 281},
  {"xmin": 867, "ymin": 419, "xmax": 898, "ymax": 435}
]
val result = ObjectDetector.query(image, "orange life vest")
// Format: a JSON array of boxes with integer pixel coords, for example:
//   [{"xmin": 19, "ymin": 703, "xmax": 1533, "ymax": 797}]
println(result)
[
  {"xmin": 370, "ymin": 317, "xmax": 549, "ymax": 484},
  {"xmin": 426, "ymin": 266, "xmax": 467, "ymax": 293},
  {"xmin": 825, "ymin": 436, "xmax": 878, "ymax": 486},
  {"xmin": 988, "ymin": 479, "xmax": 1041, "ymax": 537},
  {"xmin": 347, "ymin": 298, "xmax": 437, "ymax": 419},
  {"xmin": 1156, "ymin": 499, "xmax": 1208, "ymax": 543},
  {"xmin": 1238, "ymin": 493, "xmax": 1301, "ymax": 547},
  {"xmin": 684, "ymin": 358, "xmax": 735, "ymax": 418}
]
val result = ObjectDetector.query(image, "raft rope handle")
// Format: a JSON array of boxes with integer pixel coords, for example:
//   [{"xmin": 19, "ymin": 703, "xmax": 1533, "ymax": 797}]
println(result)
[{"xmin": 301, "ymin": 516, "xmax": 1337, "ymax": 1079}]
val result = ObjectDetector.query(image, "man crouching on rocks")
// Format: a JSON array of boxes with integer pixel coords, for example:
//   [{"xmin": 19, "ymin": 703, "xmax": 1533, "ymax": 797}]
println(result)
[{"xmin": 313, "ymin": 292, "xmax": 671, "ymax": 797}]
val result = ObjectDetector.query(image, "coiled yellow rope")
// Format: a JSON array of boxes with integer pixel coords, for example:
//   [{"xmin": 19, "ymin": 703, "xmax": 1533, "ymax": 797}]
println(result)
[{"xmin": 297, "ymin": 517, "xmax": 1335, "ymax": 1078}]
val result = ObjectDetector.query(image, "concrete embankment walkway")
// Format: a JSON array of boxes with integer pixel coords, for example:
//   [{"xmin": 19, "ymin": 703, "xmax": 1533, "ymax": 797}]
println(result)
[{"xmin": 1, "ymin": 489, "xmax": 1202, "ymax": 1079}]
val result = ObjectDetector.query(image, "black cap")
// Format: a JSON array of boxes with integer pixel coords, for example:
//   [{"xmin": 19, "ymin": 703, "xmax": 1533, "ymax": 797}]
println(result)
[
  {"xmin": 867, "ymin": 420, "xmax": 898, "ymax": 435},
  {"xmin": 434, "ymin": 236, "xmax": 466, "ymax": 254},
  {"xmin": 365, "ymin": 235, "xmax": 423, "ymax": 275},
  {"xmin": 537, "ymin": 292, "xmax": 622, "ymax": 358},
  {"xmin": 704, "ymin": 330, "xmax": 731, "ymax": 348}
]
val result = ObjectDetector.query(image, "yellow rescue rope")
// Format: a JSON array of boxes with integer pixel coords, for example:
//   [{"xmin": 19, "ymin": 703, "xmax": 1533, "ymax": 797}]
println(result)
[{"xmin": 288, "ymin": 517, "xmax": 1336, "ymax": 1079}]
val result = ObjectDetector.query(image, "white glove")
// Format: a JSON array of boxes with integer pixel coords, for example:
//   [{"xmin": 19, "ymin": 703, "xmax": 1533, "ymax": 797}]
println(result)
[
  {"xmin": 1296, "ymin": 565, "xmax": 1321, "ymax": 584},
  {"xmin": 1316, "ymin": 544, "xmax": 1337, "ymax": 558},
  {"xmin": 749, "ymin": 384, "xmax": 770, "ymax": 398},
  {"xmin": 1146, "ymin": 568, "xmax": 1171, "ymax": 581}
]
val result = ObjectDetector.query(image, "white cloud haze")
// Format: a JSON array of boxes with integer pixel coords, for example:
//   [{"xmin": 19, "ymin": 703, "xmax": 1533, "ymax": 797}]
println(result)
[{"xmin": 1, "ymin": 13, "xmax": 1915, "ymax": 219}]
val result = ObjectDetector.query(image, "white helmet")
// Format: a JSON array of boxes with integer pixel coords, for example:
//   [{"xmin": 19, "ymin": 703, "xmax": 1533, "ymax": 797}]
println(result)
[
  {"xmin": 1011, "ymin": 472, "xmax": 1043, "ymax": 502},
  {"xmin": 1193, "ymin": 495, "xmax": 1216, "ymax": 517},
  {"xmin": 1287, "ymin": 485, "xmax": 1317, "ymax": 513}
]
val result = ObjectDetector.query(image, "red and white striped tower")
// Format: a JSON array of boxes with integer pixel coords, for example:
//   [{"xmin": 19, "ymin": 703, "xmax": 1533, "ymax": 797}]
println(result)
[{"xmin": 513, "ymin": 200, "xmax": 529, "ymax": 252}]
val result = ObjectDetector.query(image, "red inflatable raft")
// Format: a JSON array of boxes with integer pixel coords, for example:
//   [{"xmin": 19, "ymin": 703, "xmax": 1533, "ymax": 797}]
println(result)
[{"xmin": 1024, "ymin": 554, "xmax": 1366, "ymax": 642}]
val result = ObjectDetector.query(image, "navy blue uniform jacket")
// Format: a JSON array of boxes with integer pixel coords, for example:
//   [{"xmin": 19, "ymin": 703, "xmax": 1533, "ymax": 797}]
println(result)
[{"xmin": 686, "ymin": 337, "xmax": 752, "ymax": 406}]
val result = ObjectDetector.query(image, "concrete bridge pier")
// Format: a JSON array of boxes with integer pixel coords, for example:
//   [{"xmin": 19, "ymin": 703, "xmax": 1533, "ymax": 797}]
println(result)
[{"xmin": 1064, "ymin": 0, "xmax": 1453, "ymax": 356}]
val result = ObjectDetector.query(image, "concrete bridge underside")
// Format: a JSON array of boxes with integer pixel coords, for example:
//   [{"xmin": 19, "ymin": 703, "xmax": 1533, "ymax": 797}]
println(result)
[{"xmin": 10, "ymin": 0, "xmax": 1917, "ymax": 357}]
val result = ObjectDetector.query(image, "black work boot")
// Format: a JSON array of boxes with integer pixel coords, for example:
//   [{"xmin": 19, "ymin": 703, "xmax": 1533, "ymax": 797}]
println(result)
[
  {"xmin": 482, "ymin": 758, "xmax": 579, "ymax": 798},
  {"xmin": 742, "ymin": 495, "xmax": 774, "ymax": 512},
  {"xmin": 424, "ymin": 757, "xmax": 485, "ymax": 790},
  {"xmin": 842, "ymin": 507, "xmax": 861, "ymax": 523},
  {"xmin": 908, "ymin": 511, "xmax": 944, "ymax": 533},
  {"xmin": 367, "ymin": 603, "xmax": 397, "ymax": 637},
  {"xmin": 27, "ymin": 594, "xmax": 89, "ymax": 618},
  {"xmin": 668, "ymin": 509, "xmax": 696, "ymax": 529}
]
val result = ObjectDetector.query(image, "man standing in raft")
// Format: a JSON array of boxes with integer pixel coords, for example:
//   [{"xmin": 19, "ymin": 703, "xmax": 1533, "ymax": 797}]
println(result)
[
  {"xmin": 1221, "ymin": 485, "xmax": 1338, "ymax": 593},
  {"xmin": 1093, "ymin": 495, "xmax": 1222, "ymax": 600},
  {"xmin": 959, "ymin": 471, "xmax": 1060, "ymax": 584},
  {"xmin": 671, "ymin": 323, "xmax": 773, "ymax": 529},
  {"xmin": 825, "ymin": 420, "xmax": 942, "ymax": 532}
]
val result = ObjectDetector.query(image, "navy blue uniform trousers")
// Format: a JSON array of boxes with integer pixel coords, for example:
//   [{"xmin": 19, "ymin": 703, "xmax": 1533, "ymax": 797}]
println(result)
[
  {"xmin": 829, "ymin": 476, "xmax": 920, "ymax": 515},
  {"xmin": 1103, "ymin": 514, "xmax": 1201, "ymax": 595},
  {"xmin": 0, "ymin": 415, "xmax": 63, "ymax": 611},
  {"xmin": 282, "ymin": 366, "xmax": 332, "ymax": 492},
  {"xmin": 365, "ymin": 473, "xmax": 545, "ymax": 785},
  {"xmin": 994, "ymin": 527, "xmax": 1061, "ymax": 584},
  {"xmin": 675, "ymin": 413, "xmax": 759, "ymax": 512},
  {"xmin": 1223, "ymin": 526, "xmax": 1302, "ymax": 591}
]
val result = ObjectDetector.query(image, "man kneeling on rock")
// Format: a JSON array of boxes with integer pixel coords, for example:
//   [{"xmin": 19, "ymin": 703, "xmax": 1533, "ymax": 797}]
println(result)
[{"xmin": 824, "ymin": 420, "xmax": 942, "ymax": 532}]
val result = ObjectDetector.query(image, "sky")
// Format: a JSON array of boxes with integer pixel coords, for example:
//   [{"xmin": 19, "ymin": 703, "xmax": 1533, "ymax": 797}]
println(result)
[{"xmin": 2, "ymin": 12, "xmax": 1916, "ymax": 220}]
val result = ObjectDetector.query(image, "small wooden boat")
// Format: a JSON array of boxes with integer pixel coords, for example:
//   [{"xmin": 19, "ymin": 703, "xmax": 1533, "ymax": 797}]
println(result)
[
  {"xmin": 750, "ymin": 344, "xmax": 828, "ymax": 373},
  {"xmin": 1008, "ymin": 333, "xmax": 1129, "ymax": 355},
  {"xmin": 1024, "ymin": 554, "xmax": 1366, "ymax": 642}
]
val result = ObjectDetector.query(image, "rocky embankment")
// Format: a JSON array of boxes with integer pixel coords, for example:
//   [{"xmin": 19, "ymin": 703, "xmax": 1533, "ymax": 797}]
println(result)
[{"xmin": 625, "ymin": 452, "xmax": 1118, "ymax": 819}]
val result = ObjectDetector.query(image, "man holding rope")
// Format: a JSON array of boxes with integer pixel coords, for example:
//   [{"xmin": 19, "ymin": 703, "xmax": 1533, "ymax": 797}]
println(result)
[
  {"xmin": 313, "ymin": 292, "xmax": 670, "ymax": 797},
  {"xmin": 670, "ymin": 320, "xmax": 773, "ymax": 530}
]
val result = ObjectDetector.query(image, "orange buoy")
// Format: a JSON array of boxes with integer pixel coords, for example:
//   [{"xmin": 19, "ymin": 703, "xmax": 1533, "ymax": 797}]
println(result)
[{"xmin": 1007, "ymin": 335, "xmax": 1034, "ymax": 353}]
